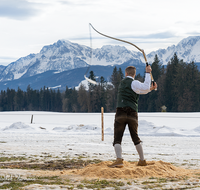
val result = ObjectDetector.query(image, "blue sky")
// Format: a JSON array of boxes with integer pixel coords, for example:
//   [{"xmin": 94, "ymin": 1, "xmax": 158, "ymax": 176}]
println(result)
[{"xmin": 0, "ymin": 0, "xmax": 200, "ymax": 65}]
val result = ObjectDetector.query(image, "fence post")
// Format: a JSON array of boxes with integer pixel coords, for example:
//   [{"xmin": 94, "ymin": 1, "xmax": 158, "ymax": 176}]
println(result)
[
  {"xmin": 31, "ymin": 115, "xmax": 33, "ymax": 124},
  {"xmin": 101, "ymin": 107, "xmax": 104, "ymax": 141}
]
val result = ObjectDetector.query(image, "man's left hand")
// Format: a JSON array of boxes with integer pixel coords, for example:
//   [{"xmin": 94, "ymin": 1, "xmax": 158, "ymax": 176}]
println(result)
[{"xmin": 150, "ymin": 82, "xmax": 157, "ymax": 91}]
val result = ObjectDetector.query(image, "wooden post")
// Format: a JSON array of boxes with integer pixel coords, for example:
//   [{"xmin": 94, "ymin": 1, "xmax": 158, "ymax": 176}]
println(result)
[
  {"xmin": 101, "ymin": 107, "xmax": 104, "ymax": 141},
  {"xmin": 31, "ymin": 115, "xmax": 33, "ymax": 124}
]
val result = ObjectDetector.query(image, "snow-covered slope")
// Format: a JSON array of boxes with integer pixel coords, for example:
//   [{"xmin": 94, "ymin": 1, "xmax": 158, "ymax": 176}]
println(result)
[
  {"xmin": 147, "ymin": 36, "xmax": 200, "ymax": 64},
  {"xmin": 0, "ymin": 40, "xmax": 90, "ymax": 81},
  {"xmin": 92, "ymin": 45, "xmax": 140, "ymax": 65},
  {"xmin": 0, "ymin": 40, "xmax": 140, "ymax": 82}
]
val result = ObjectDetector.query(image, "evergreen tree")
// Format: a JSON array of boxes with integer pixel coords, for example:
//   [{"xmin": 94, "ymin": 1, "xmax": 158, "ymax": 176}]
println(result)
[
  {"xmin": 0, "ymin": 90, "xmax": 6, "ymax": 111},
  {"xmin": 55, "ymin": 89, "xmax": 62, "ymax": 112},
  {"xmin": 6, "ymin": 88, "xmax": 15, "ymax": 111},
  {"xmin": 25, "ymin": 85, "xmax": 30, "ymax": 110},
  {"xmin": 99, "ymin": 76, "xmax": 107, "ymax": 111},
  {"xmin": 14, "ymin": 87, "xmax": 24, "ymax": 111},
  {"xmin": 147, "ymin": 54, "xmax": 162, "ymax": 111},
  {"xmin": 62, "ymin": 86, "xmax": 69, "ymax": 112},
  {"xmin": 110, "ymin": 66, "xmax": 123, "ymax": 90},
  {"xmin": 91, "ymin": 76, "xmax": 107, "ymax": 112},
  {"xmin": 92, "ymin": 85, "xmax": 101, "ymax": 112},
  {"xmin": 164, "ymin": 53, "xmax": 179, "ymax": 111},
  {"xmin": 31, "ymin": 89, "xmax": 40, "ymax": 110},
  {"xmin": 118, "ymin": 68, "xmax": 124, "ymax": 81},
  {"xmin": 176, "ymin": 61, "xmax": 200, "ymax": 111},
  {"xmin": 89, "ymin": 70, "xmax": 96, "ymax": 81},
  {"xmin": 50, "ymin": 89, "xmax": 56, "ymax": 111},
  {"xmin": 110, "ymin": 67, "xmax": 124, "ymax": 110},
  {"xmin": 78, "ymin": 83, "xmax": 88, "ymax": 112},
  {"xmin": 71, "ymin": 88, "xmax": 79, "ymax": 112},
  {"xmin": 135, "ymin": 73, "xmax": 144, "ymax": 81},
  {"xmin": 63, "ymin": 87, "xmax": 79, "ymax": 112},
  {"xmin": 87, "ymin": 71, "xmax": 97, "ymax": 112},
  {"xmin": 88, "ymin": 71, "xmax": 96, "ymax": 89},
  {"xmin": 151, "ymin": 54, "xmax": 162, "ymax": 81}
]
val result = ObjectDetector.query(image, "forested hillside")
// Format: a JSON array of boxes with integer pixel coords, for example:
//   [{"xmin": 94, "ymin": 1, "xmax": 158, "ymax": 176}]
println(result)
[
  {"xmin": 139, "ymin": 53, "xmax": 200, "ymax": 112},
  {"xmin": 0, "ymin": 53, "xmax": 199, "ymax": 112}
]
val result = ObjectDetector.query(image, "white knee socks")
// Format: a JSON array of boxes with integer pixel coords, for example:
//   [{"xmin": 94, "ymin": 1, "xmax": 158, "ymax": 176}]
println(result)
[
  {"xmin": 114, "ymin": 143, "xmax": 145, "ymax": 161},
  {"xmin": 114, "ymin": 144, "xmax": 122, "ymax": 159},
  {"xmin": 135, "ymin": 143, "xmax": 144, "ymax": 161}
]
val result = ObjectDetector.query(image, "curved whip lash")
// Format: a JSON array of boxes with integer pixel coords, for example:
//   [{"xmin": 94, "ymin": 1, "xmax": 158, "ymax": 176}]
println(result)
[
  {"xmin": 84, "ymin": 24, "xmax": 97, "ymax": 85},
  {"xmin": 88, "ymin": 23, "xmax": 156, "ymax": 89}
]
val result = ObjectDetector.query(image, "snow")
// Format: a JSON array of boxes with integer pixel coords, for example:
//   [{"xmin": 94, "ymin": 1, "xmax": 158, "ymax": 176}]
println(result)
[
  {"xmin": 75, "ymin": 79, "xmax": 90, "ymax": 90},
  {"xmin": 1, "ymin": 36, "xmax": 200, "ymax": 83},
  {"xmin": 75, "ymin": 79, "xmax": 113, "ymax": 90},
  {"xmin": 0, "ymin": 111, "xmax": 200, "ymax": 167},
  {"xmin": 147, "ymin": 36, "xmax": 200, "ymax": 65},
  {"xmin": 46, "ymin": 85, "xmax": 61, "ymax": 89},
  {"xmin": 2, "ymin": 122, "xmax": 35, "ymax": 131},
  {"xmin": 13, "ymin": 70, "xmax": 27, "ymax": 80}
]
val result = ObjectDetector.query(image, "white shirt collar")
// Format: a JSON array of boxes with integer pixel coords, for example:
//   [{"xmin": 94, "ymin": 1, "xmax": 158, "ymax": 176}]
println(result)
[{"xmin": 126, "ymin": 76, "xmax": 134, "ymax": 80}]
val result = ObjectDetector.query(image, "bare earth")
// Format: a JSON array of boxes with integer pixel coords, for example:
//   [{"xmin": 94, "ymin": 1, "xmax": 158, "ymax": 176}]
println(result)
[{"xmin": 1, "ymin": 160, "xmax": 200, "ymax": 189}]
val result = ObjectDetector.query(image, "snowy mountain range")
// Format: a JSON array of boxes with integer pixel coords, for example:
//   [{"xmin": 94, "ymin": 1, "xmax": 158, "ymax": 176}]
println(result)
[
  {"xmin": 0, "ymin": 36, "xmax": 199, "ymax": 91},
  {"xmin": 147, "ymin": 36, "xmax": 200, "ymax": 64}
]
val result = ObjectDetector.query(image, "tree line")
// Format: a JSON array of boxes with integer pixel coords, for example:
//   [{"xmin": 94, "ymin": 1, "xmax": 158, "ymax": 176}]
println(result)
[
  {"xmin": 0, "ymin": 86, "xmax": 63, "ymax": 112},
  {"xmin": 138, "ymin": 53, "xmax": 200, "ymax": 112},
  {"xmin": 0, "ymin": 53, "xmax": 199, "ymax": 112}
]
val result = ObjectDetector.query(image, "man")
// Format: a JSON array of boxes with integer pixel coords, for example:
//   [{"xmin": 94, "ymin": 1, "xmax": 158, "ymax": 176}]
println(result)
[{"xmin": 108, "ymin": 65, "xmax": 157, "ymax": 168}]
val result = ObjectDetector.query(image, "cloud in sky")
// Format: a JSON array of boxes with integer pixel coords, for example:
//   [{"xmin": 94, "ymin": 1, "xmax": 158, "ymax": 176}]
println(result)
[
  {"xmin": 142, "ymin": 32, "xmax": 176, "ymax": 40},
  {"xmin": 71, "ymin": 30, "xmax": 177, "ymax": 43},
  {"xmin": 187, "ymin": 32, "xmax": 200, "ymax": 36},
  {"xmin": 0, "ymin": 0, "xmax": 199, "ymax": 66},
  {"xmin": 0, "ymin": 0, "xmax": 41, "ymax": 20},
  {"xmin": 114, "ymin": 31, "xmax": 176, "ymax": 40}
]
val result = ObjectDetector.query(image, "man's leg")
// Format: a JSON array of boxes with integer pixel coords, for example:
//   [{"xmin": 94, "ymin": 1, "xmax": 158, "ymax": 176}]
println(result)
[
  {"xmin": 127, "ymin": 110, "xmax": 147, "ymax": 166},
  {"xmin": 108, "ymin": 108, "xmax": 126, "ymax": 168},
  {"xmin": 135, "ymin": 143, "xmax": 144, "ymax": 161},
  {"xmin": 113, "ymin": 108, "xmax": 127, "ymax": 154},
  {"xmin": 108, "ymin": 143, "xmax": 123, "ymax": 168},
  {"xmin": 114, "ymin": 144, "xmax": 122, "ymax": 159},
  {"xmin": 136, "ymin": 143, "xmax": 147, "ymax": 166}
]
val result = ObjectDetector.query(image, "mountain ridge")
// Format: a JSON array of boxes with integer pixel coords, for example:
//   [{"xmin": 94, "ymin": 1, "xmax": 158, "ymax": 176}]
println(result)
[
  {"xmin": 147, "ymin": 36, "xmax": 200, "ymax": 64},
  {"xmin": 0, "ymin": 36, "xmax": 200, "ymax": 90}
]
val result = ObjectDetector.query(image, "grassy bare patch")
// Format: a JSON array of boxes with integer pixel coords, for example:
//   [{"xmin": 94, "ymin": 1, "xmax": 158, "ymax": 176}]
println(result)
[
  {"xmin": 0, "ymin": 175, "xmax": 73, "ymax": 189},
  {"xmin": 0, "ymin": 157, "xmax": 102, "ymax": 170},
  {"xmin": 0, "ymin": 175, "xmax": 126, "ymax": 190},
  {"xmin": 81, "ymin": 179, "xmax": 125, "ymax": 190},
  {"xmin": 0, "ymin": 156, "xmax": 27, "ymax": 162}
]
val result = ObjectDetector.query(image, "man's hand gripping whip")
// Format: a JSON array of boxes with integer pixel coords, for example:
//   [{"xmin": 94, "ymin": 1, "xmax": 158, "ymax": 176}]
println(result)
[{"xmin": 89, "ymin": 23, "xmax": 157, "ymax": 90}]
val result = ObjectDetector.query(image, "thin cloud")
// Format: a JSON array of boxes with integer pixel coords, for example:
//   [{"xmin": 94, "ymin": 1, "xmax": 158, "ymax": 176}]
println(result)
[
  {"xmin": 0, "ymin": 56, "xmax": 18, "ymax": 66},
  {"xmin": 144, "ymin": 31, "xmax": 176, "ymax": 39},
  {"xmin": 58, "ymin": 0, "xmax": 95, "ymax": 6},
  {"xmin": 70, "ymin": 31, "xmax": 176, "ymax": 42},
  {"xmin": 0, "ymin": 0, "xmax": 41, "ymax": 20},
  {"xmin": 186, "ymin": 31, "xmax": 200, "ymax": 36},
  {"xmin": 58, "ymin": 0, "xmax": 73, "ymax": 5},
  {"xmin": 123, "ymin": 31, "xmax": 176, "ymax": 40}
]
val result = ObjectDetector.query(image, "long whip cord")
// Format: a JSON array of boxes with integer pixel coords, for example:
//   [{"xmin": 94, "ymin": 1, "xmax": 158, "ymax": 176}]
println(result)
[
  {"xmin": 84, "ymin": 24, "xmax": 93, "ymax": 76},
  {"xmin": 89, "ymin": 23, "xmax": 156, "ymax": 90},
  {"xmin": 84, "ymin": 24, "xmax": 97, "ymax": 85}
]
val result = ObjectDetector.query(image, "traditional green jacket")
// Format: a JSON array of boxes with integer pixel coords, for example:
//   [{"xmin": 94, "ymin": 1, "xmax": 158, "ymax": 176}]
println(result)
[{"xmin": 117, "ymin": 77, "xmax": 139, "ymax": 112}]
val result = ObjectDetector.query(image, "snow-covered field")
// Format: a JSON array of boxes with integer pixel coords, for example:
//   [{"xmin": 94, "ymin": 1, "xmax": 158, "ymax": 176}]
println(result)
[{"xmin": 0, "ymin": 111, "xmax": 200, "ymax": 168}]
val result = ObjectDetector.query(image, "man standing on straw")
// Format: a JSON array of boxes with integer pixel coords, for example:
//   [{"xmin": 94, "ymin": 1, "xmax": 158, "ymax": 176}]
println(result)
[{"xmin": 108, "ymin": 65, "xmax": 157, "ymax": 168}]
